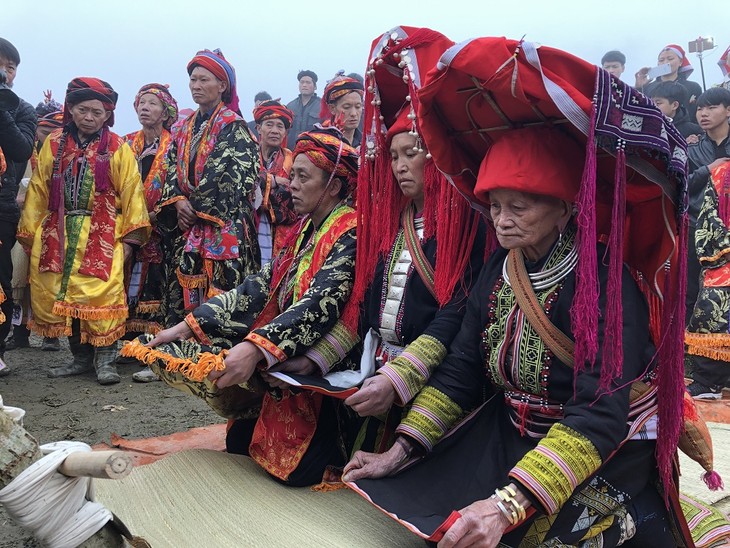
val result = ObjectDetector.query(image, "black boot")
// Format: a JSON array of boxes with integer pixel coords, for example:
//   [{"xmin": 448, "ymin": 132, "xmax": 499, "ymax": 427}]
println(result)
[
  {"xmin": 48, "ymin": 330, "xmax": 93, "ymax": 378},
  {"xmin": 94, "ymin": 342, "xmax": 120, "ymax": 385}
]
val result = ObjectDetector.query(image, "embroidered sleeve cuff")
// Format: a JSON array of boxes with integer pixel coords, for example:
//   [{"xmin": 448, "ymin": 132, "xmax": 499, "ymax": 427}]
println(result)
[
  {"xmin": 196, "ymin": 211, "xmax": 226, "ymax": 228},
  {"xmin": 508, "ymin": 423, "xmax": 602, "ymax": 515},
  {"xmin": 395, "ymin": 386, "xmax": 464, "ymax": 452},
  {"xmin": 699, "ymin": 246, "xmax": 730, "ymax": 266},
  {"xmin": 378, "ymin": 335, "xmax": 446, "ymax": 405},
  {"xmin": 184, "ymin": 313, "xmax": 212, "ymax": 346},
  {"xmin": 157, "ymin": 195, "xmax": 186, "ymax": 210},
  {"xmin": 245, "ymin": 332, "xmax": 287, "ymax": 364},
  {"xmin": 304, "ymin": 321, "xmax": 359, "ymax": 376},
  {"xmin": 122, "ymin": 225, "xmax": 150, "ymax": 245}
]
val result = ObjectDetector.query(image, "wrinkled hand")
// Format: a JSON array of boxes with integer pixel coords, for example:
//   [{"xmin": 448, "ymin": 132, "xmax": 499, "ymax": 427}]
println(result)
[
  {"xmin": 709, "ymin": 157, "xmax": 730, "ymax": 172},
  {"xmin": 261, "ymin": 356, "xmax": 318, "ymax": 389},
  {"xmin": 146, "ymin": 322, "xmax": 193, "ymax": 347},
  {"xmin": 686, "ymin": 134, "xmax": 700, "ymax": 145},
  {"xmin": 437, "ymin": 498, "xmax": 511, "ymax": 548},
  {"xmin": 342, "ymin": 441, "xmax": 408, "ymax": 483},
  {"xmin": 209, "ymin": 341, "xmax": 263, "ymax": 389},
  {"xmin": 344, "ymin": 374, "xmax": 396, "ymax": 416},
  {"xmin": 175, "ymin": 199, "xmax": 197, "ymax": 231},
  {"xmin": 634, "ymin": 67, "xmax": 650, "ymax": 88}
]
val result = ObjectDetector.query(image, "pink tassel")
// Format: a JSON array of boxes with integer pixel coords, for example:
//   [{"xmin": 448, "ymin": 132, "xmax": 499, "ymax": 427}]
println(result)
[
  {"xmin": 48, "ymin": 130, "xmax": 68, "ymax": 211},
  {"xmin": 656, "ymin": 211, "xmax": 689, "ymax": 501},
  {"xmin": 600, "ymin": 144, "xmax": 626, "ymax": 393},
  {"xmin": 703, "ymin": 470, "xmax": 724, "ymax": 491},
  {"xmin": 570, "ymin": 105, "xmax": 600, "ymax": 376},
  {"xmin": 93, "ymin": 127, "xmax": 112, "ymax": 193}
]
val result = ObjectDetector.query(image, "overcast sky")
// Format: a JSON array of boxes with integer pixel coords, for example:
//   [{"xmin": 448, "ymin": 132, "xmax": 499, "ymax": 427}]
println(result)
[{"xmin": 3, "ymin": 0, "xmax": 727, "ymax": 135}]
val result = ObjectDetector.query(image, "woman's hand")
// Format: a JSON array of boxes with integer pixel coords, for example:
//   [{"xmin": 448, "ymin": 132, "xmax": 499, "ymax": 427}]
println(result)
[
  {"xmin": 342, "ymin": 439, "xmax": 411, "ymax": 482},
  {"xmin": 146, "ymin": 322, "xmax": 193, "ymax": 347},
  {"xmin": 175, "ymin": 199, "xmax": 197, "ymax": 231},
  {"xmin": 437, "ymin": 498, "xmax": 511, "ymax": 548},
  {"xmin": 261, "ymin": 356, "xmax": 319, "ymax": 389},
  {"xmin": 344, "ymin": 374, "xmax": 396, "ymax": 416},
  {"xmin": 209, "ymin": 341, "xmax": 263, "ymax": 388}
]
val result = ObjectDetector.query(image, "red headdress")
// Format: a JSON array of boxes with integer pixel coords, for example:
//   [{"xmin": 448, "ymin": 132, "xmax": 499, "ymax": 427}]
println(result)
[
  {"xmin": 662, "ymin": 44, "xmax": 694, "ymax": 76},
  {"xmin": 187, "ymin": 49, "xmax": 240, "ymax": 114},
  {"xmin": 253, "ymin": 100, "xmax": 294, "ymax": 130},
  {"xmin": 343, "ymin": 26, "xmax": 482, "ymax": 330},
  {"xmin": 320, "ymin": 71, "xmax": 364, "ymax": 121},
  {"xmin": 63, "ymin": 77, "xmax": 118, "ymax": 127},
  {"xmin": 417, "ymin": 37, "xmax": 688, "ymax": 498}
]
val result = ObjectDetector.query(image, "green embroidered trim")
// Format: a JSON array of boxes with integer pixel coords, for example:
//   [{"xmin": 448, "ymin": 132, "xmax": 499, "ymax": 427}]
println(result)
[
  {"xmin": 509, "ymin": 423, "xmax": 602, "ymax": 515},
  {"xmin": 385, "ymin": 230, "xmax": 406, "ymax": 283},
  {"xmin": 306, "ymin": 320, "xmax": 359, "ymax": 373},
  {"xmin": 397, "ymin": 385, "xmax": 464, "ymax": 450},
  {"xmin": 380, "ymin": 334, "xmax": 446, "ymax": 404},
  {"xmin": 486, "ymin": 229, "xmax": 575, "ymax": 394}
]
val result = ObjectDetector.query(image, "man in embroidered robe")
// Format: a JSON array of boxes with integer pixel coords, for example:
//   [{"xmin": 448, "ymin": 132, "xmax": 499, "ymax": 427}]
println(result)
[
  {"xmin": 17, "ymin": 77, "xmax": 150, "ymax": 385},
  {"xmin": 123, "ymin": 83, "xmax": 178, "ymax": 382},
  {"xmin": 158, "ymin": 49, "xmax": 260, "ymax": 327},
  {"xmin": 123, "ymin": 127, "xmax": 359, "ymax": 486},
  {"xmin": 252, "ymin": 100, "xmax": 298, "ymax": 265}
]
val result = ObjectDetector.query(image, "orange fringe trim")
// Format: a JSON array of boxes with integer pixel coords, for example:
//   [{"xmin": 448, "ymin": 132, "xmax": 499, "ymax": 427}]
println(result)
[
  {"xmin": 120, "ymin": 339, "xmax": 227, "ymax": 382},
  {"xmin": 177, "ymin": 268, "xmax": 208, "ymax": 289},
  {"xmin": 196, "ymin": 211, "xmax": 225, "ymax": 228},
  {"xmin": 135, "ymin": 301, "xmax": 161, "ymax": 314},
  {"xmin": 81, "ymin": 324, "xmax": 126, "ymax": 347},
  {"xmin": 699, "ymin": 246, "xmax": 730, "ymax": 265},
  {"xmin": 126, "ymin": 319, "xmax": 162, "ymax": 335},
  {"xmin": 28, "ymin": 319, "xmax": 72, "ymax": 339},
  {"xmin": 685, "ymin": 331, "xmax": 730, "ymax": 347},
  {"xmin": 121, "ymin": 221, "xmax": 152, "ymax": 240},
  {"xmin": 686, "ymin": 345, "xmax": 730, "ymax": 363},
  {"xmin": 311, "ymin": 481, "xmax": 348, "ymax": 492},
  {"xmin": 52, "ymin": 301, "xmax": 128, "ymax": 320}
]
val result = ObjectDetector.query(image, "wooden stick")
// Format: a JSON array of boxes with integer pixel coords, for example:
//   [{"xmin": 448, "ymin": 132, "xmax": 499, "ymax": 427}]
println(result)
[{"xmin": 59, "ymin": 451, "xmax": 133, "ymax": 480}]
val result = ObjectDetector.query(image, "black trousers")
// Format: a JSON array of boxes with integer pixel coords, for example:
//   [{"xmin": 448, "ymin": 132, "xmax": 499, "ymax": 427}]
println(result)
[
  {"xmin": 691, "ymin": 354, "xmax": 730, "ymax": 388},
  {"xmin": 0, "ymin": 220, "xmax": 17, "ymax": 349},
  {"xmin": 226, "ymin": 397, "xmax": 343, "ymax": 487}
]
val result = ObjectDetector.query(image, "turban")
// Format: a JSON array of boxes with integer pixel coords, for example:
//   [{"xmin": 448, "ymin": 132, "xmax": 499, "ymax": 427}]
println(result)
[
  {"xmin": 134, "ymin": 83, "xmax": 179, "ymax": 130},
  {"xmin": 38, "ymin": 110, "xmax": 64, "ymax": 129},
  {"xmin": 475, "ymin": 127, "xmax": 582, "ymax": 205},
  {"xmin": 661, "ymin": 44, "xmax": 694, "ymax": 76},
  {"xmin": 253, "ymin": 100, "xmax": 294, "ymax": 129},
  {"xmin": 187, "ymin": 49, "xmax": 240, "ymax": 114},
  {"xmin": 293, "ymin": 127, "xmax": 358, "ymax": 192},
  {"xmin": 63, "ymin": 77, "xmax": 118, "ymax": 127},
  {"xmin": 320, "ymin": 71, "xmax": 364, "ymax": 119}
]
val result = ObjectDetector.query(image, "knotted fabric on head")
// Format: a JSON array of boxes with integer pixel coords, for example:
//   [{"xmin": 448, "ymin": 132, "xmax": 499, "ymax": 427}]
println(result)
[
  {"xmin": 253, "ymin": 100, "xmax": 294, "ymax": 129},
  {"xmin": 35, "ymin": 94, "xmax": 63, "ymax": 119},
  {"xmin": 187, "ymin": 49, "xmax": 240, "ymax": 114},
  {"xmin": 293, "ymin": 126, "xmax": 359, "ymax": 193},
  {"xmin": 319, "ymin": 71, "xmax": 364, "ymax": 120},
  {"xmin": 38, "ymin": 110, "xmax": 64, "ymax": 129},
  {"xmin": 475, "ymin": 127, "xmax": 582, "ymax": 204},
  {"xmin": 134, "ymin": 83, "xmax": 179, "ymax": 130},
  {"xmin": 63, "ymin": 77, "xmax": 118, "ymax": 127},
  {"xmin": 662, "ymin": 44, "xmax": 694, "ymax": 76}
]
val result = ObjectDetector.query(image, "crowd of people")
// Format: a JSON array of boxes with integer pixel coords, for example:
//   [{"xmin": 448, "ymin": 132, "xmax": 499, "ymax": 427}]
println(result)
[{"xmin": 1, "ymin": 28, "xmax": 730, "ymax": 547}]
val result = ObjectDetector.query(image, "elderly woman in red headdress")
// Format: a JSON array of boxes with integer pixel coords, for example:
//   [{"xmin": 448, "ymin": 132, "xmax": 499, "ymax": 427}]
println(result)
[
  {"xmin": 340, "ymin": 37, "xmax": 720, "ymax": 547},
  {"xmin": 158, "ymin": 49, "xmax": 260, "ymax": 328},
  {"xmin": 122, "ymin": 127, "xmax": 360, "ymax": 487},
  {"xmin": 635, "ymin": 44, "xmax": 704, "ymax": 120},
  {"xmin": 321, "ymin": 71, "xmax": 364, "ymax": 147},
  {"xmin": 119, "ymin": 83, "xmax": 179, "ymax": 381},
  {"xmin": 17, "ymin": 77, "xmax": 151, "ymax": 385},
  {"xmin": 252, "ymin": 99, "xmax": 298, "ymax": 265}
]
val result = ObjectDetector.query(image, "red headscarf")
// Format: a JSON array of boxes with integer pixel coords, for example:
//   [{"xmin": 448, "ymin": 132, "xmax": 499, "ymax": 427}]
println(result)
[
  {"xmin": 292, "ymin": 127, "xmax": 358, "ymax": 192},
  {"xmin": 320, "ymin": 71, "xmax": 364, "ymax": 120},
  {"xmin": 63, "ymin": 77, "xmax": 118, "ymax": 126},
  {"xmin": 187, "ymin": 49, "xmax": 240, "ymax": 114},
  {"xmin": 253, "ymin": 100, "xmax": 294, "ymax": 129},
  {"xmin": 134, "ymin": 83, "xmax": 179, "ymax": 130},
  {"xmin": 661, "ymin": 44, "xmax": 694, "ymax": 76}
]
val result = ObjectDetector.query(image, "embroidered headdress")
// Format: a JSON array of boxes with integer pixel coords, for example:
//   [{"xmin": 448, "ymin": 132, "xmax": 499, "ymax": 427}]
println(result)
[
  {"xmin": 253, "ymin": 100, "xmax": 294, "ymax": 130},
  {"xmin": 63, "ymin": 77, "xmax": 118, "ymax": 127},
  {"xmin": 187, "ymin": 49, "xmax": 240, "ymax": 114},
  {"xmin": 320, "ymin": 71, "xmax": 364, "ymax": 121},
  {"xmin": 134, "ymin": 83, "xmax": 179, "ymax": 130},
  {"xmin": 417, "ymin": 36, "xmax": 688, "ymax": 497}
]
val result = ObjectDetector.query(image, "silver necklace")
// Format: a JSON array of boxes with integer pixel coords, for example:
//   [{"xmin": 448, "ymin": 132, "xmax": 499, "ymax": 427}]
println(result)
[{"xmin": 502, "ymin": 245, "xmax": 578, "ymax": 290}]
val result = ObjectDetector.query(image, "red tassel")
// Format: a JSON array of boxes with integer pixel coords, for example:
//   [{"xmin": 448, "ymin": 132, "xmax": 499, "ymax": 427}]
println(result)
[
  {"xmin": 94, "ymin": 127, "xmax": 112, "ymax": 193},
  {"xmin": 599, "ymin": 145, "xmax": 626, "ymax": 393},
  {"xmin": 683, "ymin": 393, "xmax": 699, "ymax": 421},
  {"xmin": 570, "ymin": 105, "xmax": 600, "ymax": 377},
  {"xmin": 517, "ymin": 401, "xmax": 529, "ymax": 437},
  {"xmin": 702, "ymin": 470, "xmax": 724, "ymax": 491}
]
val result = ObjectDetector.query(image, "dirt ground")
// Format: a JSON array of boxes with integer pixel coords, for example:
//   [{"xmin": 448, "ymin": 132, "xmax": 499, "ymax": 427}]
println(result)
[{"xmin": 0, "ymin": 334, "xmax": 223, "ymax": 547}]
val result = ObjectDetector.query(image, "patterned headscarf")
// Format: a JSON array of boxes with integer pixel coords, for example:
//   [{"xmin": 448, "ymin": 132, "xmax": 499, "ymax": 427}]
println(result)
[
  {"xmin": 134, "ymin": 83, "xmax": 179, "ymax": 130},
  {"xmin": 187, "ymin": 49, "xmax": 240, "ymax": 114},
  {"xmin": 320, "ymin": 71, "xmax": 364, "ymax": 119},
  {"xmin": 38, "ymin": 111, "xmax": 64, "ymax": 129},
  {"xmin": 63, "ymin": 77, "xmax": 118, "ymax": 127},
  {"xmin": 253, "ymin": 100, "xmax": 294, "ymax": 129},
  {"xmin": 661, "ymin": 44, "xmax": 694, "ymax": 76},
  {"xmin": 293, "ymin": 127, "xmax": 358, "ymax": 192}
]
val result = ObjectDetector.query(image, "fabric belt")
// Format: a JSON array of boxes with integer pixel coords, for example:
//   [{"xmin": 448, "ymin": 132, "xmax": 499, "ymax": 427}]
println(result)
[{"xmin": 66, "ymin": 209, "xmax": 92, "ymax": 216}]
